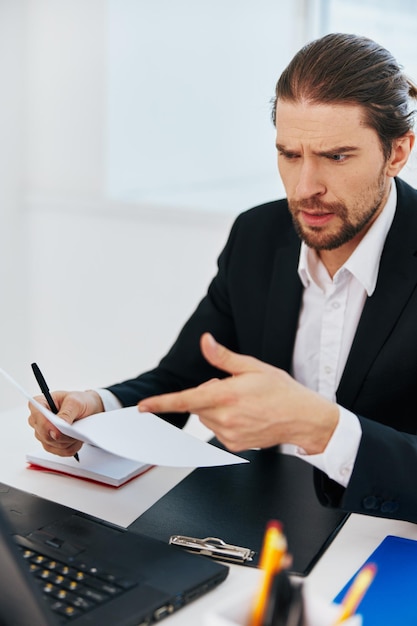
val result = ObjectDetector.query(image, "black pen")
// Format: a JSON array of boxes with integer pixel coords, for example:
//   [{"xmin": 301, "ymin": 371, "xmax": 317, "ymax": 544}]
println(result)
[{"xmin": 31, "ymin": 362, "xmax": 80, "ymax": 462}]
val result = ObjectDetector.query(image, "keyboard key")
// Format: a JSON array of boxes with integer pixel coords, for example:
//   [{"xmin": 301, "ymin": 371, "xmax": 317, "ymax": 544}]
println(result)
[{"xmin": 17, "ymin": 542, "xmax": 138, "ymax": 621}]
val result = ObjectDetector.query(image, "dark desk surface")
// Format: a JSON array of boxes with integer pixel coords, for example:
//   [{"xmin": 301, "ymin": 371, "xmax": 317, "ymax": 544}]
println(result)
[{"xmin": 129, "ymin": 442, "xmax": 348, "ymax": 576}]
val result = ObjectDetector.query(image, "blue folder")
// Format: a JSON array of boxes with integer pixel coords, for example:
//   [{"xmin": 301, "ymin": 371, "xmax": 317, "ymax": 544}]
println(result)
[{"xmin": 334, "ymin": 535, "xmax": 417, "ymax": 625}]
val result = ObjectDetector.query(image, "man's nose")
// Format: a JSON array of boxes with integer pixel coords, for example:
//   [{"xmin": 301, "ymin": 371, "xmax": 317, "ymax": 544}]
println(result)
[{"xmin": 294, "ymin": 159, "xmax": 326, "ymax": 200}]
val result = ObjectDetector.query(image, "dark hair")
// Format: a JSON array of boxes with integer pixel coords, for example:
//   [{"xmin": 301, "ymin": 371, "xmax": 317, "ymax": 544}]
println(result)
[{"xmin": 272, "ymin": 33, "xmax": 417, "ymax": 159}]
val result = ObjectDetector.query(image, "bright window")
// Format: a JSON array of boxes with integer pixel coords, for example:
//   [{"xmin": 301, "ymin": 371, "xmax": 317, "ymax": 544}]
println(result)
[
  {"xmin": 106, "ymin": 1, "xmax": 417, "ymax": 212},
  {"xmin": 106, "ymin": 1, "xmax": 306, "ymax": 212}
]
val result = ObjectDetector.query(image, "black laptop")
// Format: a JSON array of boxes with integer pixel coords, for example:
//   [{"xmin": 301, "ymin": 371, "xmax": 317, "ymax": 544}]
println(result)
[{"xmin": 0, "ymin": 482, "xmax": 228, "ymax": 626}]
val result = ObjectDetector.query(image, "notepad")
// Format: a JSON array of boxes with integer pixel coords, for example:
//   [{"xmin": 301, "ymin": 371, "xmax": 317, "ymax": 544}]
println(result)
[
  {"xmin": 333, "ymin": 535, "xmax": 417, "ymax": 625},
  {"xmin": 26, "ymin": 444, "xmax": 152, "ymax": 487}
]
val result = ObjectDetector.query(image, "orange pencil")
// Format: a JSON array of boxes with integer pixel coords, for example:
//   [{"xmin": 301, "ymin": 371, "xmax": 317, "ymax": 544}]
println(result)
[
  {"xmin": 333, "ymin": 563, "xmax": 377, "ymax": 624},
  {"xmin": 249, "ymin": 521, "xmax": 288, "ymax": 626}
]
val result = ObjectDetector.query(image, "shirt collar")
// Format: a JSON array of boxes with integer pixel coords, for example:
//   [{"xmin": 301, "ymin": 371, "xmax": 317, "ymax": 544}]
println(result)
[{"xmin": 298, "ymin": 181, "xmax": 397, "ymax": 295}]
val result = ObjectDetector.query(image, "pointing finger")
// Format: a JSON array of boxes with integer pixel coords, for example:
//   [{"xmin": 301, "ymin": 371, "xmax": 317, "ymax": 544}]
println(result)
[{"xmin": 138, "ymin": 377, "xmax": 230, "ymax": 415}]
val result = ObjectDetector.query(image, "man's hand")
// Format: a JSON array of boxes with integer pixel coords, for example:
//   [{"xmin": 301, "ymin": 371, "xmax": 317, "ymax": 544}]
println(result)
[
  {"xmin": 28, "ymin": 390, "xmax": 104, "ymax": 457},
  {"xmin": 139, "ymin": 333, "xmax": 339, "ymax": 454}
]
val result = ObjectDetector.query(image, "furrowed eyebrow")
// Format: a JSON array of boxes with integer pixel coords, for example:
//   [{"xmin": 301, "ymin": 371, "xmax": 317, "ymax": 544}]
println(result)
[
  {"xmin": 316, "ymin": 146, "xmax": 359, "ymax": 156},
  {"xmin": 275, "ymin": 143, "xmax": 360, "ymax": 155},
  {"xmin": 275, "ymin": 143, "xmax": 299, "ymax": 156},
  {"xmin": 276, "ymin": 143, "xmax": 293, "ymax": 152}
]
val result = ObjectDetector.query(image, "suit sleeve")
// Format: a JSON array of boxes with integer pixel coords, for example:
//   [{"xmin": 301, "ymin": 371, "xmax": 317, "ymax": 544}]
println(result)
[{"xmin": 315, "ymin": 415, "xmax": 417, "ymax": 523}]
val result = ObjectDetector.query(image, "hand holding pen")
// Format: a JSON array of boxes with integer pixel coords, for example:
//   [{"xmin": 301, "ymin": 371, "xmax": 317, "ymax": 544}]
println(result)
[{"xmin": 31, "ymin": 363, "xmax": 80, "ymax": 462}]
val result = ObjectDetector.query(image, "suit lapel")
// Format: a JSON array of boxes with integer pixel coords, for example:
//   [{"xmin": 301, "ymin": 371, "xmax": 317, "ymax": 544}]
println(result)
[
  {"xmin": 337, "ymin": 180, "xmax": 417, "ymax": 407},
  {"xmin": 261, "ymin": 233, "xmax": 303, "ymax": 371}
]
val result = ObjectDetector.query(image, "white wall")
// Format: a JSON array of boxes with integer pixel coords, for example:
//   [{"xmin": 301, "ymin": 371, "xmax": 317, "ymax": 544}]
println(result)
[
  {"xmin": 2, "ymin": 1, "xmax": 416, "ymax": 410},
  {"xmin": 106, "ymin": 0, "xmax": 299, "ymax": 210},
  {"xmin": 0, "ymin": 1, "xmax": 32, "ymax": 408},
  {"xmin": 26, "ymin": 197, "xmax": 234, "ymax": 392},
  {"xmin": 0, "ymin": 0, "xmax": 307, "ymax": 408}
]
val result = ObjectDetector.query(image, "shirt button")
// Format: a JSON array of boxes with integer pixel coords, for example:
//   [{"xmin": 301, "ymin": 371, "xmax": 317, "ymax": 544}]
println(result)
[
  {"xmin": 324, "ymin": 365, "xmax": 332, "ymax": 374},
  {"xmin": 332, "ymin": 301, "xmax": 340, "ymax": 309}
]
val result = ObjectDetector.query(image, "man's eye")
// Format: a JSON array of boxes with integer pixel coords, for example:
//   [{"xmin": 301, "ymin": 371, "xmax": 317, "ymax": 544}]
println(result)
[{"xmin": 329, "ymin": 154, "xmax": 347, "ymax": 162}]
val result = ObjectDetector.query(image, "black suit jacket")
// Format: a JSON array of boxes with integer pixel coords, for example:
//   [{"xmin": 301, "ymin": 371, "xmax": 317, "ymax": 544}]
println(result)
[{"xmin": 108, "ymin": 177, "xmax": 417, "ymax": 523}]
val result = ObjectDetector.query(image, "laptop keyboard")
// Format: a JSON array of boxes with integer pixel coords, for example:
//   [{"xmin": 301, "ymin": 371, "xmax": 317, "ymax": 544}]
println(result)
[{"xmin": 18, "ymin": 542, "xmax": 137, "ymax": 621}]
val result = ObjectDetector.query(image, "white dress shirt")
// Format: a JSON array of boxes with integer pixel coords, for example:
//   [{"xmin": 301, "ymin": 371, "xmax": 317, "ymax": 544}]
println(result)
[
  {"xmin": 97, "ymin": 182, "xmax": 397, "ymax": 488},
  {"xmin": 284, "ymin": 181, "xmax": 397, "ymax": 486}
]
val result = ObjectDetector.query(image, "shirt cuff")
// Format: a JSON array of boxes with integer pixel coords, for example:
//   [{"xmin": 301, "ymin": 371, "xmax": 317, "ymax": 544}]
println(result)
[
  {"xmin": 281, "ymin": 406, "xmax": 362, "ymax": 487},
  {"xmin": 94, "ymin": 388, "xmax": 123, "ymax": 412}
]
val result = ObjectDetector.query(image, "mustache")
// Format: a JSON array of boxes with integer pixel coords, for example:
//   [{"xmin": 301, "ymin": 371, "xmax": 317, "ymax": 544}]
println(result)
[{"xmin": 289, "ymin": 197, "xmax": 347, "ymax": 216}]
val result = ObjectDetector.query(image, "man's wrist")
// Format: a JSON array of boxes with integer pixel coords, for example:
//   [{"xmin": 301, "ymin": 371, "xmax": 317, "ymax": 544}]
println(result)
[
  {"xmin": 289, "ymin": 407, "xmax": 362, "ymax": 487},
  {"xmin": 92, "ymin": 388, "xmax": 123, "ymax": 412}
]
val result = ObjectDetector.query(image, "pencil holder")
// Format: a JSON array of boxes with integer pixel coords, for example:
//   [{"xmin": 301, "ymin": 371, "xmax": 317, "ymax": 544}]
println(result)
[{"xmin": 204, "ymin": 587, "xmax": 362, "ymax": 626}]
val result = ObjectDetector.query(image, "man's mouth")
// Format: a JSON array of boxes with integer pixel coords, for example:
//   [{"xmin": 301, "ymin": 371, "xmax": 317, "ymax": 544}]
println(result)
[{"xmin": 300, "ymin": 211, "xmax": 335, "ymax": 227}]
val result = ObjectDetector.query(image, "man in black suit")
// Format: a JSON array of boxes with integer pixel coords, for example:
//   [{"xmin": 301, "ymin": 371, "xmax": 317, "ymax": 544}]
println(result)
[{"xmin": 29, "ymin": 34, "xmax": 417, "ymax": 522}]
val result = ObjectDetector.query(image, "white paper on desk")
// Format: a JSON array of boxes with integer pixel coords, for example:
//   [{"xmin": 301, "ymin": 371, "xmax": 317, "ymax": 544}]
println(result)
[{"xmin": 0, "ymin": 368, "xmax": 247, "ymax": 468}]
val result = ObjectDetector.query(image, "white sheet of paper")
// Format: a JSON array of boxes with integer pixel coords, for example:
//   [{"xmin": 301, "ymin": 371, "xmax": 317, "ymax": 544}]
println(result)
[{"xmin": 0, "ymin": 368, "xmax": 247, "ymax": 468}]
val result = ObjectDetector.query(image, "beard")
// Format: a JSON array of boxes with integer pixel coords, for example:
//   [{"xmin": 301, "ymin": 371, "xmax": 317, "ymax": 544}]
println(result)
[{"xmin": 288, "ymin": 170, "xmax": 387, "ymax": 251}]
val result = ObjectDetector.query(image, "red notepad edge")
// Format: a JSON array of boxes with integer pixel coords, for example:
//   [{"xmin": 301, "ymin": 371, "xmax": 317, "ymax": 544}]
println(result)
[{"xmin": 26, "ymin": 462, "xmax": 154, "ymax": 489}]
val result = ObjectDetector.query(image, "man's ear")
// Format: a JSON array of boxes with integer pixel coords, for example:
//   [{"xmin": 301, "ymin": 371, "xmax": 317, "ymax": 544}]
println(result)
[{"xmin": 386, "ymin": 130, "xmax": 415, "ymax": 176}]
